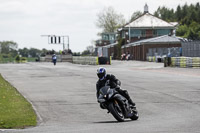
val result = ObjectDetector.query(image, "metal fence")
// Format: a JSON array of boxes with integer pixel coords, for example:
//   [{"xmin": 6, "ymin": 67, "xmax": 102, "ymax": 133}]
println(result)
[
  {"xmin": 147, "ymin": 47, "xmax": 181, "ymax": 57},
  {"xmin": 182, "ymin": 41, "xmax": 200, "ymax": 57}
]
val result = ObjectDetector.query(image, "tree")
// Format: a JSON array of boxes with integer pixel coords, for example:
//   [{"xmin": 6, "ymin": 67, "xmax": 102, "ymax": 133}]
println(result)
[
  {"xmin": 187, "ymin": 21, "xmax": 200, "ymax": 39},
  {"xmin": 154, "ymin": 2, "xmax": 200, "ymax": 39},
  {"xmin": 176, "ymin": 5, "xmax": 182, "ymax": 21},
  {"xmin": 86, "ymin": 45, "xmax": 95, "ymax": 54},
  {"xmin": 176, "ymin": 24, "xmax": 188, "ymax": 37},
  {"xmin": 81, "ymin": 50, "xmax": 91, "ymax": 56},
  {"xmin": 29, "ymin": 48, "xmax": 41, "ymax": 57},
  {"xmin": 81, "ymin": 45, "xmax": 95, "ymax": 56},
  {"xmin": 154, "ymin": 6, "xmax": 175, "ymax": 22},
  {"xmin": 18, "ymin": 48, "xmax": 29, "ymax": 57},
  {"xmin": 41, "ymin": 48, "xmax": 48, "ymax": 57},
  {"xmin": 0, "ymin": 41, "xmax": 18, "ymax": 55},
  {"xmin": 72, "ymin": 52, "xmax": 81, "ymax": 56},
  {"xmin": 130, "ymin": 11, "xmax": 143, "ymax": 22},
  {"xmin": 96, "ymin": 6, "xmax": 126, "ymax": 33}
]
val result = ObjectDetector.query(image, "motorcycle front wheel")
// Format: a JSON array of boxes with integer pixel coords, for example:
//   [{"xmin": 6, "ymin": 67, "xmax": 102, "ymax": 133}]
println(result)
[
  {"xmin": 108, "ymin": 100, "xmax": 125, "ymax": 122},
  {"xmin": 130, "ymin": 107, "xmax": 139, "ymax": 120}
]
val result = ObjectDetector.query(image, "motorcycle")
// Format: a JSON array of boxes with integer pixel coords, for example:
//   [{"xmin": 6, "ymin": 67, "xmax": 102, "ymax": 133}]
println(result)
[{"xmin": 97, "ymin": 86, "xmax": 139, "ymax": 122}]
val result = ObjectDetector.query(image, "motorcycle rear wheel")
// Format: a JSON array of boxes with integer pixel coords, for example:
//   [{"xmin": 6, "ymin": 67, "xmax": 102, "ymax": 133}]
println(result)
[{"xmin": 108, "ymin": 101, "xmax": 125, "ymax": 122}]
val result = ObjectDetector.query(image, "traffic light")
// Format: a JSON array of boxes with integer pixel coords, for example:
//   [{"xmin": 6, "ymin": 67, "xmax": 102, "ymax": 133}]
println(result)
[
  {"xmin": 58, "ymin": 36, "xmax": 61, "ymax": 44},
  {"xmin": 51, "ymin": 36, "xmax": 54, "ymax": 44},
  {"xmin": 54, "ymin": 36, "xmax": 57, "ymax": 44},
  {"xmin": 49, "ymin": 36, "xmax": 62, "ymax": 44}
]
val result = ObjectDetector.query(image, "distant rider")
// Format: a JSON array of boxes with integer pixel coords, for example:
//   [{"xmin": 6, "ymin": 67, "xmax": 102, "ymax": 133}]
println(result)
[
  {"xmin": 52, "ymin": 54, "xmax": 57, "ymax": 65},
  {"xmin": 96, "ymin": 67, "xmax": 135, "ymax": 106}
]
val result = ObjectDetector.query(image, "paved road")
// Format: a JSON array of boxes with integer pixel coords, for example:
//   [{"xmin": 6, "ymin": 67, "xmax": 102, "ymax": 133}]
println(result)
[{"xmin": 0, "ymin": 61, "xmax": 200, "ymax": 133}]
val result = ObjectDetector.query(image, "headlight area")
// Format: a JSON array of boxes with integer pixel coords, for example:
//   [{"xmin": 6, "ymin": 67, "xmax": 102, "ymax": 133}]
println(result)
[{"xmin": 98, "ymin": 98, "xmax": 106, "ymax": 103}]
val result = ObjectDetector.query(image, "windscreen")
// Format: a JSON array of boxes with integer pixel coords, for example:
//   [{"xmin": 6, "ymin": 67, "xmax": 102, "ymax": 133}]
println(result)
[{"xmin": 99, "ymin": 86, "xmax": 110, "ymax": 95}]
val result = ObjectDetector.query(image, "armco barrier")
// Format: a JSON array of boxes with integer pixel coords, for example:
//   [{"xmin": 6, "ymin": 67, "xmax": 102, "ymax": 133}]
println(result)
[
  {"xmin": 164, "ymin": 57, "xmax": 200, "ymax": 68},
  {"xmin": 61, "ymin": 55, "xmax": 72, "ymax": 62},
  {"xmin": 42, "ymin": 54, "xmax": 72, "ymax": 62}
]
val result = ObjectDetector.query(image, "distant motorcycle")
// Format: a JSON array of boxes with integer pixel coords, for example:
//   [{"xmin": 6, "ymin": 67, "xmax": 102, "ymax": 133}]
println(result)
[
  {"xmin": 52, "ymin": 54, "xmax": 57, "ymax": 65},
  {"xmin": 97, "ymin": 86, "xmax": 139, "ymax": 122}
]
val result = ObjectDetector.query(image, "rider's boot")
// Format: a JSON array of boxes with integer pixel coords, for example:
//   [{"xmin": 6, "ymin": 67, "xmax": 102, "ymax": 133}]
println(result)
[{"xmin": 128, "ymin": 99, "xmax": 136, "ymax": 106}]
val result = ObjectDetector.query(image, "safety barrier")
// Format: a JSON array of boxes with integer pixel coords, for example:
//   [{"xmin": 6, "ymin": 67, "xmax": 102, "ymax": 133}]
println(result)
[
  {"xmin": 146, "ymin": 56, "xmax": 157, "ymax": 62},
  {"xmin": 40, "ymin": 55, "xmax": 111, "ymax": 65},
  {"xmin": 72, "ymin": 56, "xmax": 98, "ymax": 65},
  {"xmin": 42, "ymin": 55, "xmax": 72, "ymax": 62},
  {"xmin": 72, "ymin": 56, "xmax": 111, "ymax": 65},
  {"xmin": 165, "ymin": 57, "xmax": 200, "ymax": 68}
]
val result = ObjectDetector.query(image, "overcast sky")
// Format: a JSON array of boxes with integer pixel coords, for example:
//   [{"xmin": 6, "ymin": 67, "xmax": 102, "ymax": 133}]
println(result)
[{"xmin": 0, "ymin": 0, "xmax": 199, "ymax": 52}]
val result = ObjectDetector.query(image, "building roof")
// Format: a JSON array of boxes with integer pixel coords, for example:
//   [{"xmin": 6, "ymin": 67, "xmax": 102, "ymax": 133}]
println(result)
[
  {"xmin": 103, "ymin": 42, "xmax": 117, "ymax": 48},
  {"xmin": 169, "ymin": 22, "xmax": 179, "ymax": 27},
  {"xmin": 122, "ymin": 35, "xmax": 181, "ymax": 48},
  {"xmin": 124, "ymin": 13, "xmax": 175, "ymax": 29}
]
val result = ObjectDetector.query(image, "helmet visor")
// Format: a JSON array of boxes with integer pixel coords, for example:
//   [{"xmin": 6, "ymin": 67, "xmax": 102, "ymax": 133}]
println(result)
[{"xmin": 97, "ymin": 73, "xmax": 105, "ymax": 79}]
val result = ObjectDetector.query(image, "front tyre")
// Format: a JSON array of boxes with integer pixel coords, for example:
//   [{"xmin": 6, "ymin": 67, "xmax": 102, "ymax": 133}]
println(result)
[
  {"xmin": 108, "ymin": 101, "xmax": 125, "ymax": 122},
  {"xmin": 130, "ymin": 107, "xmax": 139, "ymax": 120}
]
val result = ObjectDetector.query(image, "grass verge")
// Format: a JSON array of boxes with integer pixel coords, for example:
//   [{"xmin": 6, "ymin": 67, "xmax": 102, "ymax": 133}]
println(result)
[{"xmin": 0, "ymin": 74, "xmax": 37, "ymax": 129}]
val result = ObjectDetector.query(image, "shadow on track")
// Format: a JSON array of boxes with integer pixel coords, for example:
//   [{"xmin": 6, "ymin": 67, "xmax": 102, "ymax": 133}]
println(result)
[{"xmin": 93, "ymin": 120, "xmax": 133, "ymax": 124}]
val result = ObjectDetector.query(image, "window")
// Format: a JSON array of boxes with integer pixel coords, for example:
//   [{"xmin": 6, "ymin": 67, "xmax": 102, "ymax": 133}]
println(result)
[
  {"xmin": 109, "ymin": 34, "xmax": 115, "ymax": 40},
  {"xmin": 130, "ymin": 29, "xmax": 141, "ymax": 37},
  {"xmin": 141, "ymin": 30, "xmax": 146, "ymax": 37},
  {"xmin": 154, "ymin": 29, "xmax": 171, "ymax": 36},
  {"xmin": 153, "ymin": 30, "xmax": 157, "ymax": 36},
  {"xmin": 102, "ymin": 34, "xmax": 109, "ymax": 40},
  {"xmin": 122, "ymin": 31, "xmax": 125, "ymax": 38},
  {"xmin": 157, "ymin": 29, "xmax": 170, "ymax": 35}
]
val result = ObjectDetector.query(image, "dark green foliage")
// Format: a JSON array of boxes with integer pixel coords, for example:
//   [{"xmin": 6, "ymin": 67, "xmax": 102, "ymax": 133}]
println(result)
[
  {"xmin": 115, "ymin": 38, "xmax": 124, "ymax": 59},
  {"xmin": 29, "ymin": 48, "xmax": 40, "ymax": 57},
  {"xmin": 154, "ymin": 2, "xmax": 200, "ymax": 39},
  {"xmin": 176, "ymin": 24, "xmax": 188, "ymax": 37},
  {"xmin": 0, "ymin": 41, "xmax": 60, "ymax": 63},
  {"xmin": 18, "ymin": 48, "xmax": 29, "ymax": 57},
  {"xmin": 130, "ymin": 11, "xmax": 143, "ymax": 22},
  {"xmin": 73, "ymin": 52, "xmax": 81, "ymax": 56},
  {"xmin": 18, "ymin": 48, "xmax": 41, "ymax": 57},
  {"xmin": 154, "ymin": 6, "xmax": 175, "ymax": 22},
  {"xmin": 81, "ymin": 50, "xmax": 91, "ymax": 56},
  {"xmin": 15, "ymin": 55, "xmax": 20, "ymax": 63},
  {"xmin": 0, "ymin": 41, "xmax": 18, "ymax": 55}
]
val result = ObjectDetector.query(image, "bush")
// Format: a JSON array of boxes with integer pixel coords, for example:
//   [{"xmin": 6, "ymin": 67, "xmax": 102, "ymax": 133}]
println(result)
[{"xmin": 15, "ymin": 55, "xmax": 20, "ymax": 63}]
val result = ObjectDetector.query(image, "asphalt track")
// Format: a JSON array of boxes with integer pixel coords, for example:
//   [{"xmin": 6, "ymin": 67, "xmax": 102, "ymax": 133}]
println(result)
[{"xmin": 0, "ymin": 61, "xmax": 200, "ymax": 133}]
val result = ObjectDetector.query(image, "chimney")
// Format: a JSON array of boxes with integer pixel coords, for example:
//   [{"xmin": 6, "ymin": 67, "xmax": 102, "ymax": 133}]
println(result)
[{"xmin": 144, "ymin": 4, "xmax": 148, "ymax": 13}]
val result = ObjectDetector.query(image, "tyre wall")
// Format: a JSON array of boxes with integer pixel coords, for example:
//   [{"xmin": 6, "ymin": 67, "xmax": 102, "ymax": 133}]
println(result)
[{"xmin": 164, "ymin": 57, "xmax": 200, "ymax": 68}]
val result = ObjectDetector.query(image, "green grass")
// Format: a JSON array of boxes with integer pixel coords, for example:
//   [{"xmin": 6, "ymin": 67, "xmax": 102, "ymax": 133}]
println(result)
[
  {"xmin": 0, "ymin": 57, "xmax": 15, "ymax": 63},
  {"xmin": 27, "ymin": 57, "xmax": 37, "ymax": 62},
  {"xmin": 0, "ymin": 74, "xmax": 37, "ymax": 129},
  {"xmin": 0, "ymin": 57, "xmax": 37, "ymax": 63}
]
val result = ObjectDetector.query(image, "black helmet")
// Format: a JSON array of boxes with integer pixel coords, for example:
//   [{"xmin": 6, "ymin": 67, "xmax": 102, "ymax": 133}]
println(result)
[{"xmin": 97, "ymin": 67, "xmax": 106, "ymax": 80}]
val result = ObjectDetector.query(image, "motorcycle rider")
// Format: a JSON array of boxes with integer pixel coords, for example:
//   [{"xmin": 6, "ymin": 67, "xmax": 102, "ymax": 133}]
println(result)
[
  {"xmin": 96, "ymin": 67, "xmax": 135, "ymax": 106},
  {"xmin": 52, "ymin": 54, "xmax": 57, "ymax": 65}
]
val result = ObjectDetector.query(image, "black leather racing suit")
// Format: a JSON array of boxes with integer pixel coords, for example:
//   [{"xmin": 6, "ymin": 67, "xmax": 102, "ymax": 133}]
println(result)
[{"xmin": 96, "ymin": 74, "xmax": 135, "ymax": 106}]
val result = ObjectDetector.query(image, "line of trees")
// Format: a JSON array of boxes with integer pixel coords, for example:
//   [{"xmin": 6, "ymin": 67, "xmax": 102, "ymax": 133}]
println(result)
[
  {"xmin": 0, "ymin": 40, "xmax": 94, "ymax": 61},
  {"xmin": 154, "ymin": 2, "xmax": 200, "ymax": 39},
  {"xmin": 0, "ymin": 41, "xmax": 57, "ymax": 62}
]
